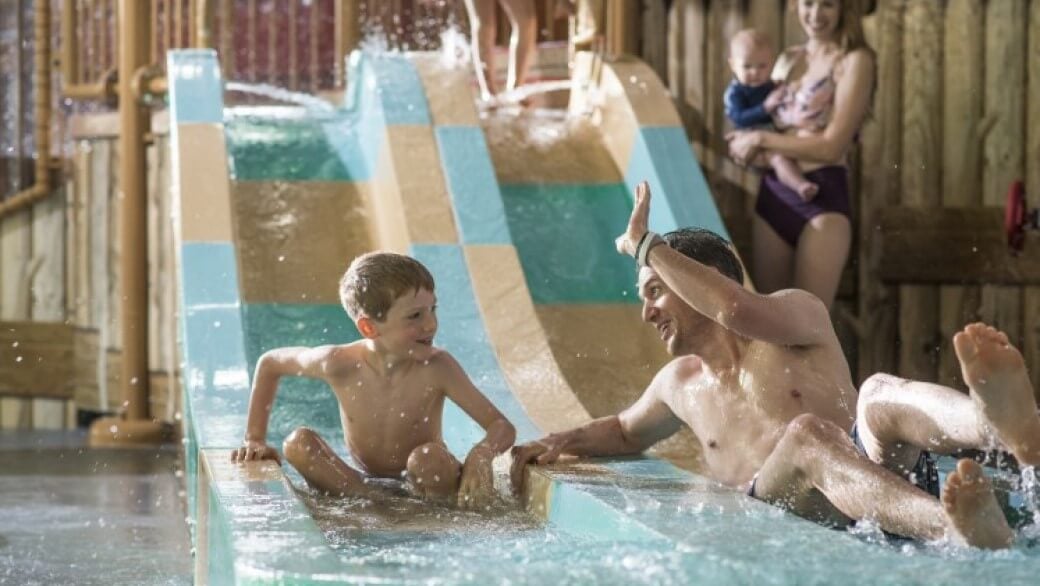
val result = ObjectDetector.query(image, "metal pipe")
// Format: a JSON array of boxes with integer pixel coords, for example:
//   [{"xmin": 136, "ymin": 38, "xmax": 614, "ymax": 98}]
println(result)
[
  {"xmin": 14, "ymin": 0, "xmax": 23, "ymax": 194},
  {"xmin": 61, "ymin": 0, "xmax": 78, "ymax": 86},
  {"xmin": 117, "ymin": 0, "xmax": 151, "ymax": 421}
]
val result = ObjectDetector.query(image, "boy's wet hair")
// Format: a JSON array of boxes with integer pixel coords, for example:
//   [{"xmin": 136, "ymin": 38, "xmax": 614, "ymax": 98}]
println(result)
[
  {"xmin": 662, "ymin": 228, "xmax": 744, "ymax": 284},
  {"xmin": 339, "ymin": 252, "xmax": 435, "ymax": 322}
]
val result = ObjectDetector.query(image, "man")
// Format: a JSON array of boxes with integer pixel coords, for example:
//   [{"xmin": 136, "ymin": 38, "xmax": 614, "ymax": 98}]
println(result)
[{"xmin": 511, "ymin": 182, "xmax": 1014, "ymax": 549}]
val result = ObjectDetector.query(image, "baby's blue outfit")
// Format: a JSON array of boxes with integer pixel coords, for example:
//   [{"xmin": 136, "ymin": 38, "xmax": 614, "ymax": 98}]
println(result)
[{"xmin": 723, "ymin": 79, "xmax": 777, "ymax": 129}]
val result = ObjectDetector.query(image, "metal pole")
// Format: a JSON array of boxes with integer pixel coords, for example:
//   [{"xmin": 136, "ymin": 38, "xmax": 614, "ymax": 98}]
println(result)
[{"xmin": 118, "ymin": 0, "xmax": 150, "ymax": 421}]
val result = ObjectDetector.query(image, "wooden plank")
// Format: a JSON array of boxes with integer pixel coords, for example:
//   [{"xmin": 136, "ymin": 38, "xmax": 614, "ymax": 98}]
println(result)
[
  {"xmin": 856, "ymin": 0, "xmax": 902, "ymax": 382},
  {"xmin": 704, "ymin": 0, "xmax": 745, "ymax": 223},
  {"xmin": 89, "ymin": 139, "xmax": 112, "ymax": 410},
  {"xmin": 0, "ymin": 321, "xmax": 75, "ymax": 399},
  {"xmin": 980, "ymin": 0, "xmax": 1026, "ymax": 344},
  {"xmin": 31, "ymin": 190, "xmax": 66, "ymax": 321},
  {"xmin": 1024, "ymin": 0, "xmax": 1040, "ymax": 397},
  {"xmin": 72, "ymin": 327, "xmax": 100, "ymax": 409},
  {"xmin": 781, "ymin": 0, "xmax": 806, "ymax": 48},
  {"xmin": 155, "ymin": 134, "xmax": 179, "ymax": 421},
  {"xmin": 31, "ymin": 398, "xmax": 66, "ymax": 430},
  {"xmin": 741, "ymin": 0, "xmax": 785, "ymax": 212},
  {"xmin": 878, "ymin": 208, "xmax": 1040, "ymax": 284},
  {"xmin": 0, "ymin": 397, "xmax": 31, "ymax": 430},
  {"xmin": 938, "ymin": 0, "xmax": 984, "ymax": 388},
  {"xmin": 641, "ymin": 0, "xmax": 667, "ymax": 81},
  {"xmin": 679, "ymin": 0, "xmax": 708, "ymax": 160},
  {"xmin": 897, "ymin": 0, "xmax": 943, "ymax": 381},
  {"xmin": 0, "ymin": 209, "xmax": 32, "ymax": 320}
]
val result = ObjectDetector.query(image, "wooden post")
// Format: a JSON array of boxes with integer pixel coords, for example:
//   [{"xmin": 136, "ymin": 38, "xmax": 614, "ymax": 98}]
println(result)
[
  {"xmin": 675, "ymin": 0, "xmax": 707, "ymax": 160},
  {"xmin": 938, "ymin": 0, "xmax": 984, "ymax": 388},
  {"xmin": 781, "ymin": 0, "xmax": 805, "ymax": 48},
  {"xmin": 980, "ymin": 1, "xmax": 1026, "ymax": 345},
  {"xmin": 288, "ymin": 0, "xmax": 298, "ymax": 90},
  {"xmin": 897, "ymin": 0, "xmax": 942, "ymax": 381},
  {"xmin": 335, "ymin": 0, "xmax": 361, "ymax": 87},
  {"xmin": 857, "ymin": 0, "xmax": 902, "ymax": 382},
  {"xmin": 704, "ymin": 1, "xmax": 745, "ymax": 232},
  {"xmin": 1024, "ymin": 0, "xmax": 1040, "ymax": 395}
]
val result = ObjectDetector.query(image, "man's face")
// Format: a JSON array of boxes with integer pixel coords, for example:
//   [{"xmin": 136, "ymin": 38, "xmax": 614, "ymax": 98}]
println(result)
[
  {"xmin": 371, "ymin": 288, "xmax": 438, "ymax": 360},
  {"xmin": 729, "ymin": 44, "xmax": 774, "ymax": 87},
  {"xmin": 638, "ymin": 267, "xmax": 707, "ymax": 356}
]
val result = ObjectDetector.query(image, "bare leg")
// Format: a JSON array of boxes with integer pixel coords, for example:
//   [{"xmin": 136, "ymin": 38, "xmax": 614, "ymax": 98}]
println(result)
[
  {"xmin": 463, "ymin": 0, "xmax": 498, "ymax": 99},
  {"xmin": 406, "ymin": 441, "xmax": 462, "ymax": 500},
  {"xmin": 282, "ymin": 427, "xmax": 374, "ymax": 497},
  {"xmin": 793, "ymin": 212, "xmax": 850, "ymax": 309},
  {"xmin": 955, "ymin": 323, "xmax": 1040, "ymax": 466},
  {"xmin": 857, "ymin": 372, "xmax": 991, "ymax": 475},
  {"xmin": 499, "ymin": 0, "xmax": 537, "ymax": 93},
  {"xmin": 753, "ymin": 414, "xmax": 1011, "ymax": 548},
  {"xmin": 768, "ymin": 153, "xmax": 818, "ymax": 201},
  {"xmin": 752, "ymin": 215, "xmax": 794, "ymax": 294}
]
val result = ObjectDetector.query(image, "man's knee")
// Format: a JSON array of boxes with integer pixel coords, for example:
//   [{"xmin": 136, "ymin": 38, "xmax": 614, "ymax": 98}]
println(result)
[
  {"xmin": 283, "ymin": 427, "xmax": 320, "ymax": 464},
  {"xmin": 784, "ymin": 413, "xmax": 845, "ymax": 448}
]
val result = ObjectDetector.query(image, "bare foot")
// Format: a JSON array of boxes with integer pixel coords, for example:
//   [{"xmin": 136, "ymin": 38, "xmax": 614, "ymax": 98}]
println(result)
[
  {"xmin": 796, "ymin": 181, "xmax": 819, "ymax": 202},
  {"xmin": 941, "ymin": 459, "xmax": 1013, "ymax": 549},
  {"xmin": 954, "ymin": 323, "xmax": 1040, "ymax": 465}
]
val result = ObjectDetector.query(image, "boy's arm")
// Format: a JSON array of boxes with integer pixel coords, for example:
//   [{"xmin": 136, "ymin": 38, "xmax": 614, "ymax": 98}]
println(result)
[
  {"xmin": 438, "ymin": 353, "xmax": 516, "ymax": 455},
  {"xmin": 620, "ymin": 182, "xmax": 832, "ymax": 348},
  {"xmin": 232, "ymin": 345, "xmax": 335, "ymax": 462},
  {"xmin": 724, "ymin": 83, "xmax": 773, "ymax": 129}
]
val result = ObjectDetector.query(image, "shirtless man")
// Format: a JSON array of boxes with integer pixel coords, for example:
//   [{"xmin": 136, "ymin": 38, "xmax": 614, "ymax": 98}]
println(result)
[{"xmin": 511, "ymin": 181, "xmax": 1014, "ymax": 548}]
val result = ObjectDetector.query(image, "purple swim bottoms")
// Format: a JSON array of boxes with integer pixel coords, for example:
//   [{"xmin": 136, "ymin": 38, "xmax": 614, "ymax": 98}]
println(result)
[{"xmin": 755, "ymin": 165, "xmax": 852, "ymax": 247}]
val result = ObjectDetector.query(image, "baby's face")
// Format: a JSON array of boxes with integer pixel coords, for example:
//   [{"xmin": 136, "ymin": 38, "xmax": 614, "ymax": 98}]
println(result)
[{"xmin": 730, "ymin": 44, "xmax": 774, "ymax": 87}]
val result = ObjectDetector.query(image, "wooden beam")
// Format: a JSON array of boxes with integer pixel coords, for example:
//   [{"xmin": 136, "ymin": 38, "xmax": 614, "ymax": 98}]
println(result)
[{"xmin": 878, "ymin": 207, "xmax": 1040, "ymax": 285}]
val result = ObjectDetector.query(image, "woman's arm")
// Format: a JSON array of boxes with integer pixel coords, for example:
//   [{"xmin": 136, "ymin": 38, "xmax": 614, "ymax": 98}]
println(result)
[{"xmin": 731, "ymin": 49, "xmax": 875, "ymax": 165}]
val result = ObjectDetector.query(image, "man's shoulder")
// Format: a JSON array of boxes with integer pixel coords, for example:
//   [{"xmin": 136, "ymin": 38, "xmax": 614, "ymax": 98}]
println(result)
[{"xmin": 657, "ymin": 355, "xmax": 704, "ymax": 382}]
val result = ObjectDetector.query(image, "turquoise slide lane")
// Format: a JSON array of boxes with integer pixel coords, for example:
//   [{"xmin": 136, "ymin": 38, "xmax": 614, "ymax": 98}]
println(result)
[{"xmin": 168, "ymin": 49, "xmax": 1040, "ymax": 584}]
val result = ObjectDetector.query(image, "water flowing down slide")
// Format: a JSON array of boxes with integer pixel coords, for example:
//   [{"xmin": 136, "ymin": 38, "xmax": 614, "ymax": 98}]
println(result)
[{"xmin": 167, "ymin": 48, "xmax": 1040, "ymax": 584}]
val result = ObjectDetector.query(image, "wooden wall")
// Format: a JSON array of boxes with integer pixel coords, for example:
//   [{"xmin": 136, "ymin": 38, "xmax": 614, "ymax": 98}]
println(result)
[{"xmin": 641, "ymin": 0, "xmax": 1038, "ymax": 391}]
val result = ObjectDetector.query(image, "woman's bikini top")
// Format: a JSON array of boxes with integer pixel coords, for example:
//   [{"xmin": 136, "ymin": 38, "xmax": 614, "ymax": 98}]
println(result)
[{"xmin": 772, "ymin": 47, "xmax": 838, "ymax": 132}]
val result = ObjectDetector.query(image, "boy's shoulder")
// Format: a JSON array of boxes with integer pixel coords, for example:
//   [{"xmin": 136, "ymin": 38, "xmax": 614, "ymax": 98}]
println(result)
[{"xmin": 318, "ymin": 340, "xmax": 368, "ymax": 373}]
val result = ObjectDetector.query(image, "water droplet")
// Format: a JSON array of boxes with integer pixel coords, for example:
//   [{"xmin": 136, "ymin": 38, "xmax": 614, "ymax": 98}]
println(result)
[
  {"xmin": 277, "ymin": 255, "xmax": 285, "ymax": 262},
  {"xmin": 434, "ymin": 474, "xmax": 440, "ymax": 482},
  {"xmin": 11, "ymin": 341, "xmax": 18, "ymax": 347},
  {"xmin": 213, "ymin": 320, "xmax": 222, "ymax": 328},
  {"xmin": 400, "ymin": 412, "xmax": 405, "ymax": 418},
  {"xmin": 422, "ymin": 446, "xmax": 429, "ymax": 454},
  {"xmin": 109, "ymin": 425, "xmax": 118, "ymax": 433},
  {"xmin": 15, "ymin": 356, "xmax": 22, "ymax": 362}
]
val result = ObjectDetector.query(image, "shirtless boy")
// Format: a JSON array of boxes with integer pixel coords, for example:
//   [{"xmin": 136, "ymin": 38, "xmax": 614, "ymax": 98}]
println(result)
[
  {"xmin": 231, "ymin": 252, "xmax": 516, "ymax": 509},
  {"xmin": 512, "ymin": 181, "xmax": 1015, "ymax": 548}
]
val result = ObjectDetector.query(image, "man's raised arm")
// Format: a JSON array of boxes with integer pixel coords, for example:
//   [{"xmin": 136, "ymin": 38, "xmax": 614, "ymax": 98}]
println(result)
[{"xmin": 617, "ymin": 181, "xmax": 831, "ymax": 348}]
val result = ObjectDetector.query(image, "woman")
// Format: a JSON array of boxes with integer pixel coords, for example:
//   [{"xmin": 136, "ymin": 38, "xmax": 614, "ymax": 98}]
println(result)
[
  {"xmin": 727, "ymin": 0, "xmax": 874, "ymax": 309},
  {"xmin": 462, "ymin": 0, "xmax": 537, "ymax": 102}
]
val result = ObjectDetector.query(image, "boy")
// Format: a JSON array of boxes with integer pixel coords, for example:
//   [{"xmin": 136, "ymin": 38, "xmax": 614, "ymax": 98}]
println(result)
[
  {"xmin": 231, "ymin": 252, "xmax": 516, "ymax": 510},
  {"xmin": 724, "ymin": 28, "xmax": 817, "ymax": 201}
]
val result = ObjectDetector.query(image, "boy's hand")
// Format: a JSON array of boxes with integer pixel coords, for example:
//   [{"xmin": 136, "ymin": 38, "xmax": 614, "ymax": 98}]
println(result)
[
  {"xmin": 615, "ymin": 181, "xmax": 652, "ymax": 258},
  {"xmin": 509, "ymin": 437, "xmax": 566, "ymax": 495},
  {"xmin": 764, "ymin": 84, "xmax": 786, "ymax": 112},
  {"xmin": 231, "ymin": 440, "xmax": 281, "ymax": 464},
  {"xmin": 458, "ymin": 447, "xmax": 495, "ymax": 510}
]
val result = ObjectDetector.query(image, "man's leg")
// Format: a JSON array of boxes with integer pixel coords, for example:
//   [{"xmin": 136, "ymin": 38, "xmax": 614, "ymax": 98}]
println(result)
[
  {"xmin": 282, "ymin": 427, "xmax": 373, "ymax": 497},
  {"xmin": 858, "ymin": 323, "xmax": 1040, "ymax": 472},
  {"xmin": 752, "ymin": 414, "xmax": 1012, "ymax": 548}
]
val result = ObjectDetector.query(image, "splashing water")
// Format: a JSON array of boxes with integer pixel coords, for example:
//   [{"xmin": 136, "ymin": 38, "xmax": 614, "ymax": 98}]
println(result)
[{"xmin": 225, "ymin": 81, "xmax": 336, "ymax": 113}]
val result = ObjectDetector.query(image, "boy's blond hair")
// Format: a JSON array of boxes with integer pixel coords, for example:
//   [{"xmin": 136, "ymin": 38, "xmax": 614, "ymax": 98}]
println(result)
[
  {"xmin": 339, "ymin": 252, "xmax": 435, "ymax": 322},
  {"xmin": 729, "ymin": 28, "xmax": 773, "ymax": 58}
]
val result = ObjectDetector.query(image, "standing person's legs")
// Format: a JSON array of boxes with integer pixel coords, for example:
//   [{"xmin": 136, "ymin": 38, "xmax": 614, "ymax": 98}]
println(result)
[
  {"xmin": 751, "ymin": 414, "xmax": 1013, "ymax": 548},
  {"xmin": 792, "ymin": 212, "xmax": 850, "ymax": 309},
  {"xmin": 463, "ymin": 0, "xmax": 498, "ymax": 99},
  {"xmin": 857, "ymin": 324, "xmax": 1040, "ymax": 472},
  {"xmin": 752, "ymin": 215, "xmax": 794, "ymax": 294},
  {"xmin": 498, "ymin": 0, "xmax": 537, "ymax": 93}
]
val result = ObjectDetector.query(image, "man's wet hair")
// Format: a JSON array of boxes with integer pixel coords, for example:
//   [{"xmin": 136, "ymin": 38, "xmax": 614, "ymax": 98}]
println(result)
[{"xmin": 662, "ymin": 228, "xmax": 744, "ymax": 284}]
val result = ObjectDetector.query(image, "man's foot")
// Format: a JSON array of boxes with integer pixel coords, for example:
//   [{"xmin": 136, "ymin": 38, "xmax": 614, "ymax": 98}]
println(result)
[
  {"xmin": 941, "ymin": 459, "xmax": 1013, "ymax": 549},
  {"xmin": 954, "ymin": 323, "xmax": 1040, "ymax": 465}
]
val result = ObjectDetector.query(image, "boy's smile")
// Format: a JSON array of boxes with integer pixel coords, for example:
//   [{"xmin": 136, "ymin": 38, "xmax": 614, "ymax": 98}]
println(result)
[{"xmin": 373, "ymin": 288, "xmax": 439, "ymax": 361}]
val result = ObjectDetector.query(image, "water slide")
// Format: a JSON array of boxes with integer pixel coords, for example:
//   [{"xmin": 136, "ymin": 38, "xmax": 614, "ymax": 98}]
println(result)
[{"xmin": 167, "ymin": 49, "xmax": 1038, "ymax": 584}]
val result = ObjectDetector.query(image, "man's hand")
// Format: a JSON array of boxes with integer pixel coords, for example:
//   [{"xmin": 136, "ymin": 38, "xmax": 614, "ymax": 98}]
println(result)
[
  {"xmin": 615, "ymin": 181, "xmax": 652, "ymax": 258},
  {"xmin": 509, "ymin": 436, "xmax": 568, "ymax": 495},
  {"xmin": 458, "ymin": 447, "xmax": 495, "ymax": 510},
  {"xmin": 230, "ymin": 440, "xmax": 281, "ymax": 464}
]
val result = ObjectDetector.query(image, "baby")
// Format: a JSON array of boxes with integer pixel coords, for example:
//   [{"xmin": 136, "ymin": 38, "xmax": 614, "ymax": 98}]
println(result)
[
  {"xmin": 724, "ymin": 28, "xmax": 817, "ymax": 200},
  {"xmin": 231, "ymin": 252, "xmax": 516, "ymax": 509}
]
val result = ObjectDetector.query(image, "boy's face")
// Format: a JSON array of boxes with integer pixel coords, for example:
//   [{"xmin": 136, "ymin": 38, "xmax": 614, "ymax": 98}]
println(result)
[
  {"xmin": 368, "ymin": 288, "xmax": 438, "ymax": 360},
  {"xmin": 729, "ymin": 44, "xmax": 774, "ymax": 87}
]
